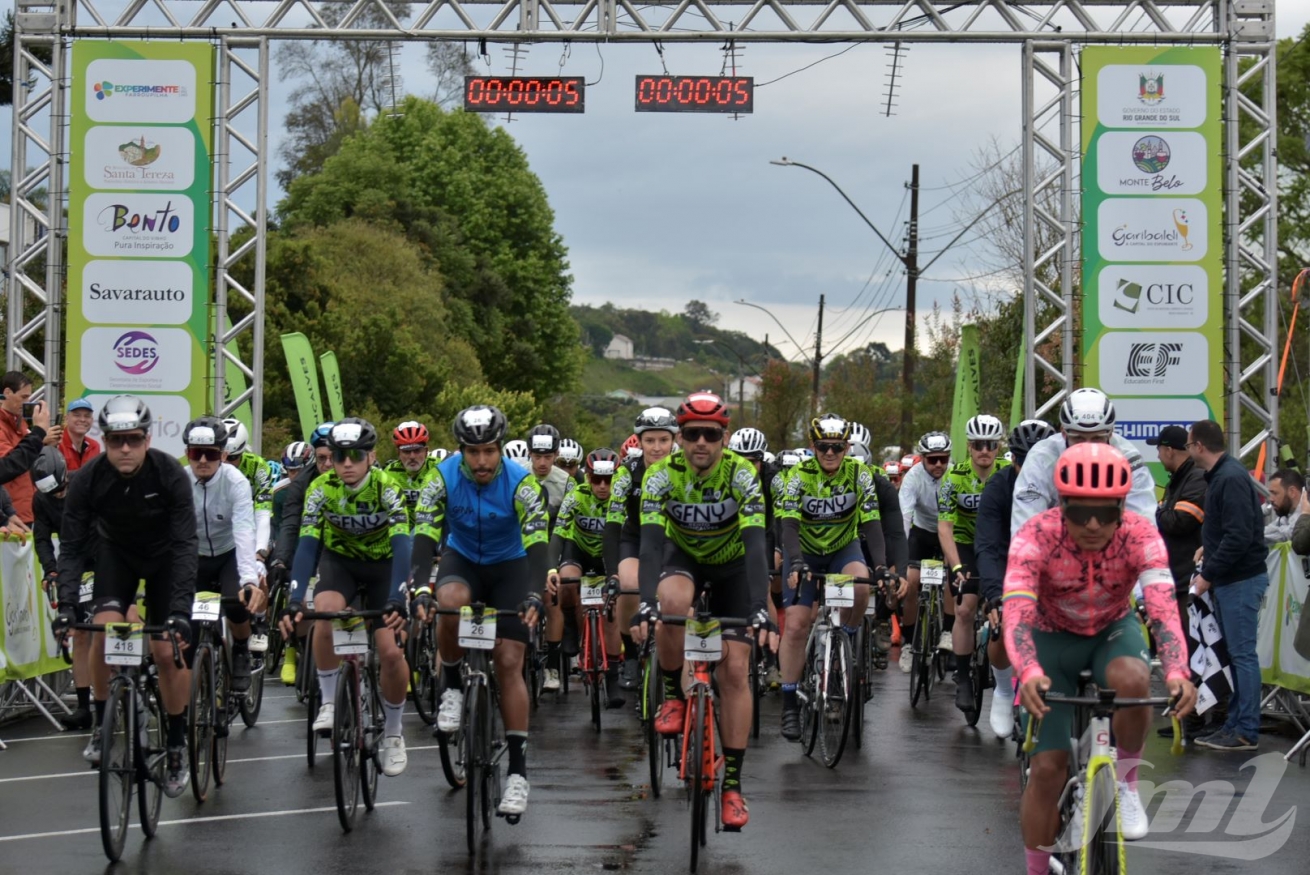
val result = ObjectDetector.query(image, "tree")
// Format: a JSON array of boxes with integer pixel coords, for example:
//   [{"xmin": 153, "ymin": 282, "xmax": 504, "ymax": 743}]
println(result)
[
  {"xmin": 427, "ymin": 42, "xmax": 477, "ymax": 108},
  {"xmin": 0, "ymin": 11, "xmax": 50, "ymax": 108},
  {"xmin": 683, "ymin": 299, "xmax": 719, "ymax": 328},
  {"xmin": 756, "ymin": 358, "xmax": 810, "ymax": 449}
]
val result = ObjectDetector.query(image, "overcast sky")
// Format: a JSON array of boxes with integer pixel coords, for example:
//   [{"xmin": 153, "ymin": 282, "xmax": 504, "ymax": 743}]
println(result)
[{"xmin": 5, "ymin": 4, "xmax": 1308, "ymax": 368}]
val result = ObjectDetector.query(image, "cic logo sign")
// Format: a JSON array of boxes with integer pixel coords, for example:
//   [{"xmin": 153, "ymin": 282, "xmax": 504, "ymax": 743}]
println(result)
[{"xmin": 113, "ymin": 330, "xmax": 160, "ymax": 375}]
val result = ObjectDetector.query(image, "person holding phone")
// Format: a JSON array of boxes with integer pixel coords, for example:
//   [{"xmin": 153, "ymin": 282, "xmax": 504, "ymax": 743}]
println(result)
[
  {"xmin": 58, "ymin": 398, "xmax": 100, "ymax": 472},
  {"xmin": 0, "ymin": 370, "xmax": 55, "ymax": 524}
]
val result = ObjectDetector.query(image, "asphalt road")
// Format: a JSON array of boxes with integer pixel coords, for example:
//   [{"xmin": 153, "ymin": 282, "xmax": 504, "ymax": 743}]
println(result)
[{"xmin": 1, "ymin": 658, "xmax": 1308, "ymax": 875}]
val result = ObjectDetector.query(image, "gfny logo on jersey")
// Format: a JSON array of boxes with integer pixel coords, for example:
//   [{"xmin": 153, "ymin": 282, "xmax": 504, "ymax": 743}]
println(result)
[
  {"xmin": 575, "ymin": 514, "xmax": 607, "ymax": 535},
  {"xmin": 801, "ymin": 492, "xmax": 856, "ymax": 520},
  {"xmin": 668, "ymin": 495, "xmax": 740, "ymax": 530},
  {"xmin": 327, "ymin": 498, "xmax": 388, "ymax": 531},
  {"xmin": 957, "ymin": 493, "xmax": 983, "ymax": 513}
]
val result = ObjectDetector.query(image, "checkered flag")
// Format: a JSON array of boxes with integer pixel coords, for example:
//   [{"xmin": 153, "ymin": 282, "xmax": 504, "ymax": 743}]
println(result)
[{"xmin": 1188, "ymin": 591, "xmax": 1233, "ymax": 715}]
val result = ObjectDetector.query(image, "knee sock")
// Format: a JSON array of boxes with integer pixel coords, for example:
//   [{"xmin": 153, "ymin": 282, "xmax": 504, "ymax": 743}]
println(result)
[
  {"xmin": 166, "ymin": 712, "xmax": 186, "ymax": 747},
  {"xmin": 507, "ymin": 732, "xmax": 528, "ymax": 777},
  {"xmin": 1118, "ymin": 745, "xmax": 1143, "ymax": 791},
  {"xmin": 662, "ymin": 667, "xmax": 685, "ymax": 701},
  {"xmin": 622, "ymin": 634, "xmax": 639, "ymax": 662},
  {"xmin": 1025, "ymin": 848, "xmax": 1051, "ymax": 875},
  {"xmin": 992, "ymin": 666, "xmax": 1014, "ymax": 703},
  {"xmin": 943, "ymin": 614, "xmax": 956, "ymax": 634},
  {"xmin": 722, "ymin": 748, "xmax": 745, "ymax": 792},
  {"xmin": 441, "ymin": 659, "xmax": 462, "ymax": 691},
  {"xmin": 382, "ymin": 697, "xmax": 404, "ymax": 736},
  {"xmin": 781, "ymin": 683, "xmax": 798, "ymax": 710},
  {"xmin": 76, "ymin": 686, "xmax": 91, "ymax": 711},
  {"xmin": 317, "ymin": 667, "xmax": 340, "ymax": 708},
  {"xmin": 94, "ymin": 699, "xmax": 106, "ymax": 724}
]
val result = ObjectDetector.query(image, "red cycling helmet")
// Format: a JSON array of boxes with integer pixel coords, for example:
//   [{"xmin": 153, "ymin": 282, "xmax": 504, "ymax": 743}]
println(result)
[
  {"xmin": 586, "ymin": 448, "xmax": 620, "ymax": 477},
  {"xmin": 676, "ymin": 391, "xmax": 731, "ymax": 426},
  {"xmin": 1055, "ymin": 443, "xmax": 1132, "ymax": 500},
  {"xmin": 393, "ymin": 420, "xmax": 430, "ymax": 447},
  {"xmin": 620, "ymin": 434, "xmax": 641, "ymax": 458}
]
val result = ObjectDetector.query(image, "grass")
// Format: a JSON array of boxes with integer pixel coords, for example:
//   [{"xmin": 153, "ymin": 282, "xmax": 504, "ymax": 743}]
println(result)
[{"xmin": 581, "ymin": 357, "xmax": 730, "ymax": 398}]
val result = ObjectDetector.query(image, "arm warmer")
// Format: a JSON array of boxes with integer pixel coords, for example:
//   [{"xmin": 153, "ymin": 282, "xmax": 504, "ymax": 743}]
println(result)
[
  {"xmin": 857, "ymin": 518, "xmax": 887, "ymax": 570},
  {"xmin": 638, "ymin": 522, "xmax": 667, "ymax": 603}
]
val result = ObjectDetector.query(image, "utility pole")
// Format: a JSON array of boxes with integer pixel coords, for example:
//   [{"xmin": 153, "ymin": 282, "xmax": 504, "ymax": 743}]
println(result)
[
  {"xmin": 900, "ymin": 164, "xmax": 920, "ymax": 452},
  {"xmin": 812, "ymin": 294, "xmax": 825, "ymax": 416}
]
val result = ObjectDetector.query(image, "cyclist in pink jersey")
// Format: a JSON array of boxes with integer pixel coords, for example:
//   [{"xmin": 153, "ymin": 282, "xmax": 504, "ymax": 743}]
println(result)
[{"xmin": 1003, "ymin": 443, "xmax": 1196, "ymax": 873}]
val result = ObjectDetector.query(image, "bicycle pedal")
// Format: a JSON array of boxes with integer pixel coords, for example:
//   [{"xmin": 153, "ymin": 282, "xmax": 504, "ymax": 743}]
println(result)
[
  {"xmin": 504, "ymin": 814, "xmax": 522, "ymax": 825},
  {"xmin": 722, "ymin": 824, "xmax": 742, "ymax": 834}
]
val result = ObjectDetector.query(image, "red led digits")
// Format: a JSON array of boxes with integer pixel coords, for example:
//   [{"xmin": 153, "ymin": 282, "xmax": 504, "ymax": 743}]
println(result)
[
  {"xmin": 462, "ymin": 77, "xmax": 585, "ymax": 113},
  {"xmin": 633, "ymin": 75, "xmax": 754, "ymax": 113}
]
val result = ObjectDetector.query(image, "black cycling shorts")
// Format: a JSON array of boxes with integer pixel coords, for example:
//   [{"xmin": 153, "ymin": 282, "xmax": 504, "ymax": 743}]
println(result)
[
  {"xmin": 435, "ymin": 549, "xmax": 530, "ymax": 645},
  {"xmin": 90, "ymin": 542, "xmax": 185, "ymax": 625},
  {"xmin": 907, "ymin": 526, "xmax": 944, "ymax": 569},
  {"xmin": 196, "ymin": 550, "xmax": 249, "ymax": 624},
  {"xmin": 313, "ymin": 550, "xmax": 392, "ymax": 614},
  {"xmin": 619, "ymin": 532, "xmax": 641, "ymax": 564},
  {"xmin": 659, "ymin": 543, "xmax": 753, "ymax": 641},
  {"xmin": 560, "ymin": 541, "xmax": 606, "ymax": 577},
  {"xmin": 951, "ymin": 542, "xmax": 980, "ymax": 598}
]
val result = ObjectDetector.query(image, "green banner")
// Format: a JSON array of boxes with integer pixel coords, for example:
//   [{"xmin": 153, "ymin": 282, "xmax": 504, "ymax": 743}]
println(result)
[
  {"xmin": 950, "ymin": 324, "xmax": 981, "ymax": 463},
  {"xmin": 1081, "ymin": 47, "xmax": 1223, "ymax": 477},
  {"xmin": 281, "ymin": 332, "xmax": 324, "ymax": 442},
  {"xmin": 1010, "ymin": 334, "xmax": 1025, "ymax": 430},
  {"xmin": 0, "ymin": 537, "xmax": 69, "ymax": 682},
  {"xmin": 320, "ymin": 351, "xmax": 345, "ymax": 421},
  {"xmin": 67, "ymin": 41, "xmax": 216, "ymax": 457}
]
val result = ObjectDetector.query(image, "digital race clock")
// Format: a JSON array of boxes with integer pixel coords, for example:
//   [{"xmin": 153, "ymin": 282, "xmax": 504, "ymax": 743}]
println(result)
[
  {"xmin": 633, "ymin": 75, "xmax": 754, "ymax": 113},
  {"xmin": 463, "ymin": 76, "xmax": 585, "ymax": 113}
]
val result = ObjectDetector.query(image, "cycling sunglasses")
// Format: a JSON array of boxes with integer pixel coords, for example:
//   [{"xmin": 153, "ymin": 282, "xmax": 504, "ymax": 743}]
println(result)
[
  {"xmin": 681, "ymin": 426, "xmax": 724, "ymax": 444},
  {"xmin": 587, "ymin": 474, "xmax": 613, "ymax": 485},
  {"xmin": 814, "ymin": 442, "xmax": 847, "ymax": 455},
  {"xmin": 105, "ymin": 432, "xmax": 146, "ymax": 449},
  {"xmin": 186, "ymin": 447, "xmax": 223, "ymax": 462},
  {"xmin": 924, "ymin": 454, "xmax": 950, "ymax": 465},
  {"xmin": 970, "ymin": 440, "xmax": 1000, "ymax": 452},
  {"xmin": 331, "ymin": 448, "xmax": 368, "ymax": 464},
  {"xmin": 1062, "ymin": 503, "xmax": 1122, "ymax": 527}
]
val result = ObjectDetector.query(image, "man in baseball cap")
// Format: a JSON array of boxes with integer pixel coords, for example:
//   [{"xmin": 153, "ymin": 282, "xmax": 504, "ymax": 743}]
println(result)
[
  {"xmin": 1145, "ymin": 424, "xmax": 1189, "ymax": 451},
  {"xmin": 60, "ymin": 397, "xmax": 101, "ymax": 473}
]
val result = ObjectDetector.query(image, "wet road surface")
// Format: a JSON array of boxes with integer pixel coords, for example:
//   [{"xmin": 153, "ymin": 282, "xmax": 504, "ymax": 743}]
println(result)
[{"xmin": 1, "ymin": 661, "xmax": 1307, "ymax": 874}]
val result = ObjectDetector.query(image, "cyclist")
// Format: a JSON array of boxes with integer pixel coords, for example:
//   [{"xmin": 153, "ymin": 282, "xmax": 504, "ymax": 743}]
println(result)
[
  {"xmin": 728, "ymin": 426, "xmax": 784, "ymax": 684},
  {"xmin": 280, "ymin": 418, "xmax": 412, "ymax": 778},
  {"xmin": 222, "ymin": 418, "xmax": 274, "ymax": 567},
  {"xmin": 526, "ymin": 424, "xmax": 574, "ymax": 527},
  {"xmin": 504, "ymin": 439, "xmax": 530, "ymax": 465},
  {"xmin": 894, "ymin": 431, "xmax": 953, "ymax": 672},
  {"xmin": 557, "ymin": 438, "xmax": 584, "ymax": 483},
  {"xmin": 429, "ymin": 447, "xmax": 451, "ymax": 462},
  {"xmin": 408, "ymin": 405, "xmax": 549, "ymax": 817},
  {"xmin": 1006, "ymin": 443, "xmax": 1196, "ymax": 868},
  {"xmin": 384, "ymin": 420, "xmax": 437, "ymax": 527},
  {"xmin": 548, "ymin": 447, "xmax": 626, "ymax": 707},
  {"xmin": 620, "ymin": 433, "xmax": 642, "ymax": 461},
  {"xmin": 1011, "ymin": 388, "xmax": 1157, "ymax": 536},
  {"xmin": 52, "ymin": 396, "xmax": 196, "ymax": 796},
  {"xmin": 270, "ymin": 422, "xmax": 334, "ymax": 685},
  {"xmin": 973, "ymin": 419, "xmax": 1057, "ymax": 737},
  {"xmin": 631, "ymin": 391, "xmax": 774, "ymax": 831},
  {"xmin": 183, "ymin": 417, "xmax": 264, "ymax": 694},
  {"xmin": 883, "ymin": 461, "xmax": 903, "ymax": 488},
  {"xmin": 938, "ymin": 414, "xmax": 1009, "ymax": 712},
  {"xmin": 606, "ymin": 407, "xmax": 681, "ymax": 690},
  {"xmin": 776, "ymin": 413, "xmax": 886, "ymax": 741}
]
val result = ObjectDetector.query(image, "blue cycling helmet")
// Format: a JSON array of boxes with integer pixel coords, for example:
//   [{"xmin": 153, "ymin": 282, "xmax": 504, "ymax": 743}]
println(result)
[{"xmin": 310, "ymin": 421, "xmax": 335, "ymax": 449}]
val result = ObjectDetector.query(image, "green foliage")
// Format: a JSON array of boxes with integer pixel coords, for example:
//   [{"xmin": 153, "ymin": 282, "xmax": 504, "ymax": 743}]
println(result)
[
  {"xmin": 572, "ymin": 303, "xmax": 778, "ymax": 366},
  {"xmin": 757, "ymin": 359, "xmax": 811, "ymax": 449}
]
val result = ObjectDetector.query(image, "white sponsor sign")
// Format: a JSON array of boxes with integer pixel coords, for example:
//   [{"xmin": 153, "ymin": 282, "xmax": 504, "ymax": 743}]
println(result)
[
  {"xmin": 86, "ymin": 392, "xmax": 193, "ymax": 459},
  {"xmin": 84, "ymin": 59, "xmax": 197, "ymax": 124},
  {"xmin": 1096, "ymin": 264, "xmax": 1209, "ymax": 330},
  {"xmin": 83, "ymin": 126, "xmax": 195, "ymax": 191},
  {"xmin": 1111, "ymin": 397, "xmax": 1212, "ymax": 460},
  {"xmin": 81, "ymin": 259, "xmax": 193, "ymax": 325},
  {"xmin": 1097, "ymin": 331, "xmax": 1209, "ymax": 397},
  {"xmin": 80, "ymin": 326, "xmax": 194, "ymax": 393},
  {"xmin": 1096, "ymin": 64, "xmax": 1208, "ymax": 128},
  {"xmin": 1096, "ymin": 131, "xmax": 1207, "ymax": 195},
  {"xmin": 82, "ymin": 192, "xmax": 194, "ymax": 259},
  {"xmin": 1098, "ymin": 198, "xmax": 1207, "ymax": 262}
]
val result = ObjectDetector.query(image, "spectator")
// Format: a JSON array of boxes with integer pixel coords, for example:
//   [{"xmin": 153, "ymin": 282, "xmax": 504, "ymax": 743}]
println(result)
[
  {"xmin": 1188, "ymin": 419, "xmax": 1269, "ymax": 752},
  {"xmin": 1262, "ymin": 468, "xmax": 1303, "ymax": 545},
  {"xmin": 0, "ymin": 485, "xmax": 27, "ymax": 534},
  {"xmin": 1290, "ymin": 488, "xmax": 1310, "ymax": 556},
  {"xmin": 59, "ymin": 398, "xmax": 101, "ymax": 472},
  {"xmin": 0, "ymin": 371, "xmax": 56, "ymax": 523}
]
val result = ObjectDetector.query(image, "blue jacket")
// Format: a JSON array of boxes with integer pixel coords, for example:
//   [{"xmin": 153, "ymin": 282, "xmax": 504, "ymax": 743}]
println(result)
[
  {"xmin": 439, "ymin": 454, "xmax": 542, "ymax": 565},
  {"xmin": 1200, "ymin": 453, "xmax": 1268, "ymax": 586}
]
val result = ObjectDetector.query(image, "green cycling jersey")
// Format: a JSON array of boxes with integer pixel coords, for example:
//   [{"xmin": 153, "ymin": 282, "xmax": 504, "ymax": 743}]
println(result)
[
  {"xmin": 778, "ymin": 457, "xmax": 880, "ymax": 556},
  {"xmin": 299, "ymin": 468, "xmax": 409, "ymax": 561},
  {"xmin": 640, "ymin": 449, "xmax": 765, "ymax": 565},
  {"xmin": 383, "ymin": 457, "xmax": 438, "ymax": 528},
  {"xmin": 232, "ymin": 451, "xmax": 273, "ymax": 513},
  {"xmin": 557, "ymin": 480, "xmax": 608, "ymax": 558},
  {"xmin": 937, "ymin": 458, "xmax": 1010, "ymax": 545}
]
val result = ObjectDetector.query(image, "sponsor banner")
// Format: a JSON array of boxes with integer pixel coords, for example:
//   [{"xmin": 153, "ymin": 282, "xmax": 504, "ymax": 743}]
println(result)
[
  {"xmin": 320, "ymin": 351, "xmax": 346, "ymax": 422},
  {"xmin": 83, "ymin": 125, "xmax": 195, "ymax": 191},
  {"xmin": 281, "ymin": 333, "xmax": 325, "ymax": 443},
  {"xmin": 1096, "ymin": 263, "xmax": 1208, "ymax": 330},
  {"xmin": 949, "ymin": 324, "xmax": 980, "ymax": 464},
  {"xmin": 68, "ymin": 41, "xmax": 214, "ymax": 440},
  {"xmin": 1082, "ymin": 46, "xmax": 1222, "ymax": 430},
  {"xmin": 1095, "ymin": 130, "xmax": 1206, "ymax": 195},
  {"xmin": 0, "ymin": 537, "xmax": 68, "ymax": 682}
]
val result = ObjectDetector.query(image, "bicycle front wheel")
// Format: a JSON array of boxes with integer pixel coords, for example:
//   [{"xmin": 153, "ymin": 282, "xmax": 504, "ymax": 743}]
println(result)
[
  {"xmin": 304, "ymin": 634, "xmax": 321, "ymax": 768},
  {"xmin": 643, "ymin": 653, "xmax": 663, "ymax": 798},
  {"xmin": 213, "ymin": 646, "xmax": 231, "ymax": 785},
  {"xmin": 409, "ymin": 619, "xmax": 439, "ymax": 726},
  {"xmin": 689, "ymin": 690, "xmax": 708, "ymax": 873},
  {"xmin": 332, "ymin": 661, "xmax": 360, "ymax": 832},
  {"xmin": 241, "ymin": 645, "xmax": 266, "ymax": 727},
  {"xmin": 587, "ymin": 611, "xmax": 602, "ymax": 732},
  {"xmin": 137, "ymin": 679, "xmax": 165, "ymax": 839},
  {"xmin": 98, "ymin": 680, "xmax": 134, "ymax": 863},
  {"xmin": 464, "ymin": 682, "xmax": 483, "ymax": 855},
  {"xmin": 361, "ymin": 663, "xmax": 382, "ymax": 812},
  {"xmin": 265, "ymin": 584, "xmax": 289, "ymax": 677},
  {"xmin": 188, "ymin": 645, "xmax": 214, "ymax": 802},
  {"xmin": 964, "ymin": 646, "xmax": 987, "ymax": 728},
  {"xmin": 819, "ymin": 633, "xmax": 854, "ymax": 769},
  {"xmin": 799, "ymin": 636, "xmax": 819, "ymax": 757},
  {"xmin": 1084, "ymin": 766, "xmax": 1124, "ymax": 875},
  {"xmin": 749, "ymin": 636, "xmax": 762, "ymax": 741}
]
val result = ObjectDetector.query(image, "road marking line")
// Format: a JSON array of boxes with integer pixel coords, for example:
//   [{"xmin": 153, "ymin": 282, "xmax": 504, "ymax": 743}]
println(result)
[{"xmin": 0, "ymin": 801, "xmax": 410, "ymax": 842}]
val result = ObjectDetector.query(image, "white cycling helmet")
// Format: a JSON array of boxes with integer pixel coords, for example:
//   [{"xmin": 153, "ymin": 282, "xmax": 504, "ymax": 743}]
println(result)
[
  {"xmin": 965, "ymin": 414, "xmax": 1005, "ymax": 442},
  {"xmin": 503, "ymin": 439, "xmax": 530, "ymax": 462},
  {"xmin": 763, "ymin": 451, "xmax": 777, "ymax": 466},
  {"xmin": 1059, "ymin": 388, "xmax": 1116, "ymax": 434},
  {"xmin": 916, "ymin": 431, "xmax": 951, "ymax": 455},
  {"xmin": 849, "ymin": 422, "xmax": 872, "ymax": 448},
  {"xmin": 428, "ymin": 447, "xmax": 450, "ymax": 462},
  {"xmin": 728, "ymin": 427, "xmax": 768, "ymax": 456},
  {"xmin": 847, "ymin": 442, "xmax": 872, "ymax": 464},
  {"xmin": 221, "ymin": 418, "xmax": 249, "ymax": 456},
  {"xmin": 558, "ymin": 438, "xmax": 583, "ymax": 463},
  {"xmin": 794, "ymin": 447, "xmax": 815, "ymax": 461},
  {"xmin": 779, "ymin": 450, "xmax": 801, "ymax": 468}
]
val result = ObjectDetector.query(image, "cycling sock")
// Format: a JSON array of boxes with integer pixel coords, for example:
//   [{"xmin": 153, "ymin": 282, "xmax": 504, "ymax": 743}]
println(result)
[
  {"xmin": 166, "ymin": 712, "xmax": 186, "ymax": 747},
  {"xmin": 841, "ymin": 624, "xmax": 860, "ymax": 637},
  {"xmin": 1024, "ymin": 848, "xmax": 1050, "ymax": 875},
  {"xmin": 231, "ymin": 636, "xmax": 249, "ymax": 654},
  {"xmin": 546, "ymin": 642, "xmax": 562, "ymax": 672},
  {"xmin": 94, "ymin": 699, "xmax": 106, "ymax": 724},
  {"xmin": 943, "ymin": 615, "xmax": 956, "ymax": 633},
  {"xmin": 1119, "ymin": 745, "xmax": 1143, "ymax": 791},
  {"xmin": 662, "ymin": 668, "xmax": 685, "ymax": 701},
  {"xmin": 441, "ymin": 660, "xmax": 462, "ymax": 691},
  {"xmin": 622, "ymin": 634, "xmax": 639, "ymax": 662},
  {"xmin": 507, "ymin": 732, "xmax": 528, "ymax": 777},
  {"xmin": 901, "ymin": 622, "xmax": 915, "ymax": 646},
  {"xmin": 382, "ymin": 697, "xmax": 404, "ymax": 736},
  {"xmin": 992, "ymin": 666, "xmax": 1014, "ymax": 701},
  {"xmin": 781, "ymin": 683, "xmax": 798, "ymax": 710},
  {"xmin": 76, "ymin": 686, "xmax": 90, "ymax": 711},
  {"xmin": 318, "ymin": 667, "xmax": 341, "ymax": 708},
  {"xmin": 722, "ymin": 747, "xmax": 745, "ymax": 792}
]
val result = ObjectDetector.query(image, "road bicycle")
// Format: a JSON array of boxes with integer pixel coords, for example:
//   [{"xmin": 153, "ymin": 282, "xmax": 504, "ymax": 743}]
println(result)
[
  {"xmin": 74, "ymin": 620, "xmax": 183, "ymax": 863},
  {"xmin": 797, "ymin": 572, "xmax": 872, "ymax": 768},
  {"xmin": 407, "ymin": 611, "xmax": 439, "ymax": 725},
  {"xmin": 263, "ymin": 566, "xmax": 291, "ymax": 680},
  {"xmin": 910, "ymin": 559, "xmax": 948, "ymax": 708},
  {"xmin": 558, "ymin": 575, "xmax": 622, "ymax": 731},
  {"xmin": 959, "ymin": 597, "xmax": 997, "ymax": 727},
  {"xmin": 1023, "ymin": 671, "xmax": 1182, "ymax": 875},
  {"xmin": 300, "ymin": 608, "xmax": 388, "ymax": 832},
  {"xmin": 852, "ymin": 570, "xmax": 894, "ymax": 750}
]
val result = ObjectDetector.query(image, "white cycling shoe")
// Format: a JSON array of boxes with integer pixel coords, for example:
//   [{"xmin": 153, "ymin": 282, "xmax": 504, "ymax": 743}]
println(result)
[
  {"xmin": 381, "ymin": 735, "xmax": 407, "ymax": 777},
  {"xmin": 498, "ymin": 774, "xmax": 529, "ymax": 816},
  {"xmin": 437, "ymin": 689, "xmax": 464, "ymax": 734}
]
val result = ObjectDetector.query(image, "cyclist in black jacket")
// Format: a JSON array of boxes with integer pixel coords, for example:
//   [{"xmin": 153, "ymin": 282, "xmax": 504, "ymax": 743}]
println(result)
[{"xmin": 52, "ymin": 396, "xmax": 197, "ymax": 797}]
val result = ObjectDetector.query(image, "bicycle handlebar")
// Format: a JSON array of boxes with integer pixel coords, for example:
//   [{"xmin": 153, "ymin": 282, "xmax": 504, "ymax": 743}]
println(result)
[
  {"xmin": 299, "ymin": 609, "xmax": 388, "ymax": 621},
  {"xmin": 1022, "ymin": 690, "xmax": 1183, "ymax": 756},
  {"xmin": 659, "ymin": 615, "xmax": 754, "ymax": 629},
  {"xmin": 72, "ymin": 620, "xmax": 185, "ymax": 668}
]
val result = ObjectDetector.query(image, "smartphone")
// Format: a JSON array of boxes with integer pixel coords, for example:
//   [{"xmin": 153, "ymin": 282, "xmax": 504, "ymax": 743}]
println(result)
[
  {"xmin": 54, "ymin": 413, "xmax": 62, "ymax": 427},
  {"xmin": 21, "ymin": 401, "xmax": 37, "ymax": 425}
]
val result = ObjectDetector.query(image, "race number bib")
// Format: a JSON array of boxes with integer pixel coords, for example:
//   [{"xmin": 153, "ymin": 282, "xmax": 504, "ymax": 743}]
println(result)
[
  {"xmin": 458, "ymin": 606, "xmax": 497, "ymax": 650},
  {"xmin": 580, "ymin": 576, "xmax": 606, "ymax": 607},
  {"xmin": 824, "ymin": 574, "xmax": 855, "ymax": 608},
  {"xmin": 78, "ymin": 574, "xmax": 95, "ymax": 605},
  {"xmin": 684, "ymin": 617, "xmax": 723, "ymax": 663},
  {"xmin": 104, "ymin": 622, "xmax": 145, "ymax": 666},
  {"xmin": 920, "ymin": 560, "xmax": 945, "ymax": 588},
  {"xmin": 191, "ymin": 592, "xmax": 221, "ymax": 622},
  {"xmin": 332, "ymin": 616, "xmax": 370, "ymax": 655}
]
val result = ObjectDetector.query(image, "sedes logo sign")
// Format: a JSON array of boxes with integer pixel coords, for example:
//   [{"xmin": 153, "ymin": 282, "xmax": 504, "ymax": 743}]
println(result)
[
  {"xmin": 83, "ymin": 126, "xmax": 194, "ymax": 191},
  {"xmin": 112, "ymin": 330, "xmax": 160, "ymax": 375},
  {"xmin": 81, "ymin": 327, "xmax": 192, "ymax": 393}
]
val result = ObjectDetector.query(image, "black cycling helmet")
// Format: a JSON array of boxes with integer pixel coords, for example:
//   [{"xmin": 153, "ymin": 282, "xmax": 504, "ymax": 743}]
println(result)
[
  {"xmin": 97, "ymin": 395, "xmax": 152, "ymax": 433},
  {"xmin": 327, "ymin": 417, "xmax": 378, "ymax": 451},
  {"xmin": 585, "ymin": 448, "xmax": 620, "ymax": 477},
  {"xmin": 526, "ymin": 423, "xmax": 561, "ymax": 455},
  {"xmin": 453, "ymin": 405, "xmax": 508, "ymax": 447},
  {"xmin": 1008, "ymin": 419, "xmax": 1057, "ymax": 462},
  {"xmin": 916, "ymin": 431, "xmax": 951, "ymax": 455},
  {"xmin": 32, "ymin": 446, "xmax": 67, "ymax": 495},
  {"xmin": 183, "ymin": 416, "xmax": 228, "ymax": 449}
]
